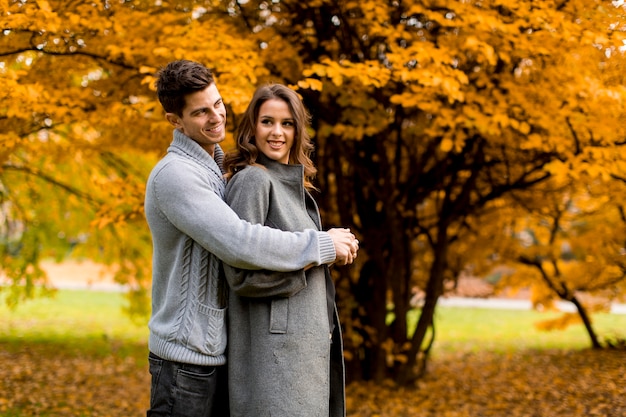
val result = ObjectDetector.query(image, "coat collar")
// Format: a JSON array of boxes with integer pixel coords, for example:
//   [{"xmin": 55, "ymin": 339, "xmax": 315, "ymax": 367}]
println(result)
[{"xmin": 256, "ymin": 153, "xmax": 304, "ymax": 183}]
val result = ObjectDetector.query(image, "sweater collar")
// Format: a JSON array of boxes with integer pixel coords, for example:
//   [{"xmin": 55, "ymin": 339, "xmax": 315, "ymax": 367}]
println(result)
[{"xmin": 169, "ymin": 129, "xmax": 225, "ymax": 176}]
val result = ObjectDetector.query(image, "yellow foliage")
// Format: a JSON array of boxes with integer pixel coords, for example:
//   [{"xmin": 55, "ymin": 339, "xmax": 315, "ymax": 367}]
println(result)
[
  {"xmin": 534, "ymin": 312, "xmax": 582, "ymax": 331},
  {"xmin": 297, "ymin": 78, "xmax": 324, "ymax": 91},
  {"xmin": 440, "ymin": 138, "xmax": 454, "ymax": 153}
]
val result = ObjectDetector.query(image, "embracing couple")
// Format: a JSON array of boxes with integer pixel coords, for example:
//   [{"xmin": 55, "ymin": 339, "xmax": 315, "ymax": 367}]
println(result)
[{"xmin": 144, "ymin": 60, "xmax": 359, "ymax": 417}]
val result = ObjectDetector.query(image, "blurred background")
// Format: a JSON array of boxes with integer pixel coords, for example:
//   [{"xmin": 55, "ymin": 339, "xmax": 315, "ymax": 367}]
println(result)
[{"xmin": 1, "ymin": 1, "xmax": 626, "ymax": 406}]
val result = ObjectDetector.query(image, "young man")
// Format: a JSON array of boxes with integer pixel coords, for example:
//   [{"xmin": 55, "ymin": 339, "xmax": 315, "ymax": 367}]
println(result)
[{"xmin": 144, "ymin": 60, "xmax": 358, "ymax": 417}]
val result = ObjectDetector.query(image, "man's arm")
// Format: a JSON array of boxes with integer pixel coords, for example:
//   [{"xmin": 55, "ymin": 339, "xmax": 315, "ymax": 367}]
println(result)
[
  {"xmin": 149, "ymin": 160, "xmax": 356, "ymax": 271},
  {"xmin": 220, "ymin": 166, "xmax": 358, "ymax": 298}
]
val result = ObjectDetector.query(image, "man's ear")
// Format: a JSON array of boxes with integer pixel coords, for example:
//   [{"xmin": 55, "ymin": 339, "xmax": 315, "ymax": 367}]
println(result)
[{"xmin": 165, "ymin": 113, "xmax": 181, "ymax": 128}]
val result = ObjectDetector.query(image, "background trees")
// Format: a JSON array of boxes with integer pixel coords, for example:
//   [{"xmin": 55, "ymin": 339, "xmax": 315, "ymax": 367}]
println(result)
[
  {"xmin": 1, "ymin": 0, "xmax": 625, "ymax": 384},
  {"xmin": 246, "ymin": 0, "xmax": 626, "ymax": 383}
]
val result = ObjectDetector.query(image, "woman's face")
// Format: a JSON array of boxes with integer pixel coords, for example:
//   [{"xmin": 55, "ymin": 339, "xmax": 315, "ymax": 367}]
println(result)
[{"xmin": 254, "ymin": 98, "xmax": 295, "ymax": 164}]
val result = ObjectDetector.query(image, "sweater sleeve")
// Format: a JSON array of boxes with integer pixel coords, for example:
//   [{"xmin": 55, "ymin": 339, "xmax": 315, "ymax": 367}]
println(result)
[
  {"xmin": 222, "ymin": 167, "xmax": 308, "ymax": 298},
  {"xmin": 149, "ymin": 158, "xmax": 336, "ymax": 271}
]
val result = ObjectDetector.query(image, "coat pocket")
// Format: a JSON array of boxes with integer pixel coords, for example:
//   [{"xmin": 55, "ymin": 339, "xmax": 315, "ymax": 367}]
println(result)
[
  {"xmin": 186, "ymin": 302, "xmax": 227, "ymax": 355},
  {"xmin": 269, "ymin": 298, "xmax": 289, "ymax": 334}
]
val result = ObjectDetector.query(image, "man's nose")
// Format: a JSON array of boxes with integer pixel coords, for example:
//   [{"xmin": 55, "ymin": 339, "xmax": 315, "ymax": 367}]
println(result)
[{"xmin": 207, "ymin": 107, "xmax": 221, "ymax": 121}]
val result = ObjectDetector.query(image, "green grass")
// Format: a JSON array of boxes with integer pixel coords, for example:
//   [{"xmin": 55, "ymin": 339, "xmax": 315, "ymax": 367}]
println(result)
[
  {"xmin": 1, "ymin": 289, "xmax": 625, "ymax": 357},
  {"xmin": 428, "ymin": 306, "xmax": 626, "ymax": 353},
  {"xmin": 0, "ymin": 289, "xmax": 148, "ymax": 359}
]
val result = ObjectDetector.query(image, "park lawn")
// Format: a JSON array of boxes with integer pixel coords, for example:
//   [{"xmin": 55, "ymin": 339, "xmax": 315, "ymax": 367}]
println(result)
[
  {"xmin": 429, "ymin": 306, "xmax": 626, "ymax": 353},
  {"xmin": 1, "ymin": 289, "xmax": 625, "ymax": 416}
]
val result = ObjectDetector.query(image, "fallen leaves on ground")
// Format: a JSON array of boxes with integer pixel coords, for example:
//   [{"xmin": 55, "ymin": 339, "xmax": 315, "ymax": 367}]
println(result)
[
  {"xmin": 1, "ymin": 342, "xmax": 624, "ymax": 416},
  {"xmin": 0, "ymin": 342, "xmax": 149, "ymax": 416},
  {"xmin": 346, "ymin": 349, "xmax": 626, "ymax": 417}
]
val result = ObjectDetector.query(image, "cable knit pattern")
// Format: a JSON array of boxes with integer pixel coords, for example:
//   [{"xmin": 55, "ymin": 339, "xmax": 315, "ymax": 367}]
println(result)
[{"xmin": 170, "ymin": 237, "xmax": 193, "ymax": 341}]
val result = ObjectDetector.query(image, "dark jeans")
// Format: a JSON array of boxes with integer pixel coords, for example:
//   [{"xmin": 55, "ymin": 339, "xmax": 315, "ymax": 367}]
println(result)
[{"xmin": 147, "ymin": 352, "xmax": 229, "ymax": 417}]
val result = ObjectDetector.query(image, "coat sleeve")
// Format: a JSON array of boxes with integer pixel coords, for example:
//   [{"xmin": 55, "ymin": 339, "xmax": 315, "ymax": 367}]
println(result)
[{"xmin": 222, "ymin": 167, "xmax": 308, "ymax": 298}]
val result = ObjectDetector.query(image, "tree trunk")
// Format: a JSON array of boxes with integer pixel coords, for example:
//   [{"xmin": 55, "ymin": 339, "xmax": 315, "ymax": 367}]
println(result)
[
  {"xmin": 569, "ymin": 295, "xmax": 602, "ymax": 349},
  {"xmin": 398, "ymin": 222, "xmax": 449, "ymax": 384},
  {"xmin": 350, "ymin": 256, "xmax": 390, "ymax": 383}
]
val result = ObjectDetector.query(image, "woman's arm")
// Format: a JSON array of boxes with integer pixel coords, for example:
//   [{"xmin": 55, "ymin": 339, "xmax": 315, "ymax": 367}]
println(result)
[{"xmin": 222, "ymin": 166, "xmax": 308, "ymax": 298}]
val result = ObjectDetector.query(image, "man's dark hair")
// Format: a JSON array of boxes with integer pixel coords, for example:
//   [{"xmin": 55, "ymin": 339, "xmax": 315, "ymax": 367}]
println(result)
[{"xmin": 155, "ymin": 60, "xmax": 215, "ymax": 116}]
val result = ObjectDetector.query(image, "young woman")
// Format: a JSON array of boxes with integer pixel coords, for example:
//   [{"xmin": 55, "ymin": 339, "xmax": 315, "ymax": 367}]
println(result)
[{"xmin": 223, "ymin": 84, "xmax": 352, "ymax": 417}]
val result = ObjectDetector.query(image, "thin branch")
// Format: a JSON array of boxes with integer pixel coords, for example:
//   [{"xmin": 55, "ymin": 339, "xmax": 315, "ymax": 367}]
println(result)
[{"xmin": 2, "ymin": 163, "xmax": 101, "ymax": 206}]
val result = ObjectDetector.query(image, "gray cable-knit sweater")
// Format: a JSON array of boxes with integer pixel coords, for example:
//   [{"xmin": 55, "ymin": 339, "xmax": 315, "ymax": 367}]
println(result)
[{"xmin": 144, "ymin": 130, "xmax": 336, "ymax": 365}]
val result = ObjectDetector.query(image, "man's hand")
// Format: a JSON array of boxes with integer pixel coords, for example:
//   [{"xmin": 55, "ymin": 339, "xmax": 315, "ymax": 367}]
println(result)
[{"xmin": 327, "ymin": 228, "xmax": 359, "ymax": 266}]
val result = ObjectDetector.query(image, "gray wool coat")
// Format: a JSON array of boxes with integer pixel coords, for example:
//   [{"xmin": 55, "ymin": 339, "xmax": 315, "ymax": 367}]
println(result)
[{"xmin": 224, "ymin": 154, "xmax": 346, "ymax": 417}]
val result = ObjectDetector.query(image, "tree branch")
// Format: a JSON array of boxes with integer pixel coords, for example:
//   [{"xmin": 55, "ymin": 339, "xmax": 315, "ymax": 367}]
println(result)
[{"xmin": 2, "ymin": 163, "xmax": 101, "ymax": 206}]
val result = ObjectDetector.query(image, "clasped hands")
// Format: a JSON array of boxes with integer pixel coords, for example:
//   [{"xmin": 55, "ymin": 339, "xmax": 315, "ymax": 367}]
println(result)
[{"xmin": 327, "ymin": 228, "xmax": 360, "ymax": 266}]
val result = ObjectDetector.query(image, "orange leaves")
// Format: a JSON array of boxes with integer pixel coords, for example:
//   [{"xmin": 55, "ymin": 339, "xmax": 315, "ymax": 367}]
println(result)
[
  {"xmin": 297, "ymin": 78, "xmax": 324, "ymax": 91},
  {"xmin": 303, "ymin": 60, "xmax": 346, "ymax": 87},
  {"xmin": 0, "ymin": 132, "xmax": 22, "ymax": 165},
  {"xmin": 464, "ymin": 36, "xmax": 498, "ymax": 66},
  {"xmin": 491, "ymin": 176, "xmax": 626, "ymax": 341},
  {"xmin": 303, "ymin": 59, "xmax": 391, "ymax": 89},
  {"xmin": 3, "ymin": 1, "xmax": 61, "ymax": 33},
  {"xmin": 389, "ymin": 67, "xmax": 468, "ymax": 108},
  {"xmin": 0, "ymin": 343, "xmax": 150, "ymax": 416},
  {"xmin": 91, "ymin": 183, "xmax": 143, "ymax": 230},
  {"xmin": 34, "ymin": 0, "xmax": 52, "ymax": 12},
  {"xmin": 345, "ymin": 349, "xmax": 626, "ymax": 416},
  {"xmin": 535, "ymin": 312, "xmax": 582, "ymax": 331},
  {"xmin": 2, "ymin": 65, "xmax": 50, "ymax": 121}
]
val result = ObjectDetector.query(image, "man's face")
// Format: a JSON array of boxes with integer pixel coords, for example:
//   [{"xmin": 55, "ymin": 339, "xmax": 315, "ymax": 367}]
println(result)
[{"xmin": 166, "ymin": 83, "xmax": 226, "ymax": 154}]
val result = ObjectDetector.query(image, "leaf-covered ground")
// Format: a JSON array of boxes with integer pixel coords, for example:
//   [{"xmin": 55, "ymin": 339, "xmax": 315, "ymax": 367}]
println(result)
[
  {"xmin": 1, "ymin": 342, "xmax": 624, "ymax": 416},
  {"xmin": 0, "ymin": 342, "xmax": 148, "ymax": 416},
  {"xmin": 347, "ymin": 349, "xmax": 626, "ymax": 417}
]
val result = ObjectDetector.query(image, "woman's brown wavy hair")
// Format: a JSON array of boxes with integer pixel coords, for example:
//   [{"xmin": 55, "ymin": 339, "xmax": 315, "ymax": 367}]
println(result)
[{"xmin": 223, "ymin": 84, "xmax": 318, "ymax": 191}]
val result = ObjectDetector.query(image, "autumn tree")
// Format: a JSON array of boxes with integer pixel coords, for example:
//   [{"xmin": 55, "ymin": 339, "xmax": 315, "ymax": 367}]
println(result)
[
  {"xmin": 0, "ymin": 0, "xmax": 268, "ymax": 309},
  {"xmin": 231, "ymin": 0, "xmax": 626, "ymax": 383},
  {"xmin": 491, "ymin": 177, "xmax": 626, "ymax": 349},
  {"xmin": 2, "ymin": 0, "xmax": 626, "ymax": 385}
]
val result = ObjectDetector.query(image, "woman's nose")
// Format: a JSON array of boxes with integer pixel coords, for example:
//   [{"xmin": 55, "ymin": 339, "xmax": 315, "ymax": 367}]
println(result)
[{"xmin": 271, "ymin": 125, "xmax": 283, "ymax": 136}]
